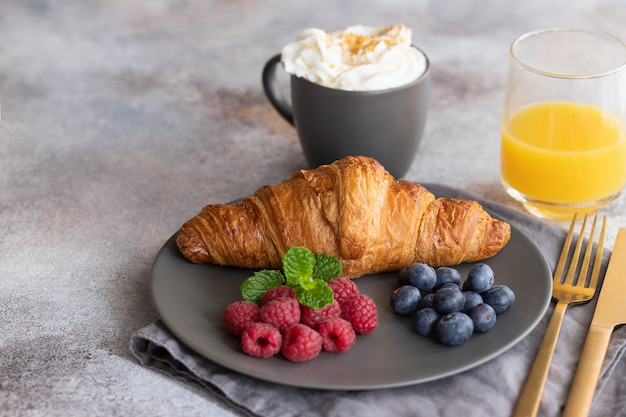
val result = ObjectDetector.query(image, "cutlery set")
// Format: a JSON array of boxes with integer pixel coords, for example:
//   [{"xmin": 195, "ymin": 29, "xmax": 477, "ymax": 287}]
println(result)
[{"xmin": 513, "ymin": 214, "xmax": 626, "ymax": 417}]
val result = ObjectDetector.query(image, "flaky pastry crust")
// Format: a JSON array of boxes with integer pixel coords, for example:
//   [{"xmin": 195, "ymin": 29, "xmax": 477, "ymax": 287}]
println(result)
[{"xmin": 176, "ymin": 156, "xmax": 511, "ymax": 278}]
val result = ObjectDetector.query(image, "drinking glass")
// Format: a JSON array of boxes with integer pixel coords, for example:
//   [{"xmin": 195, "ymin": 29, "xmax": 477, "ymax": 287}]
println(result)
[{"xmin": 500, "ymin": 28, "xmax": 626, "ymax": 220}]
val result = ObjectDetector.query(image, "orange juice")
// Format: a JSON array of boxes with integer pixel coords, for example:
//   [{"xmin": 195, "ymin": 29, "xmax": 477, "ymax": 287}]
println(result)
[{"xmin": 501, "ymin": 101, "xmax": 626, "ymax": 205}]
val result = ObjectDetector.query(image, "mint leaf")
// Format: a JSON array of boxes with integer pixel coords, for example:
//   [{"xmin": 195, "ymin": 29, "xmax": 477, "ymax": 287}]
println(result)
[
  {"xmin": 239, "ymin": 247, "xmax": 343, "ymax": 310},
  {"xmin": 283, "ymin": 246, "xmax": 315, "ymax": 287},
  {"xmin": 240, "ymin": 270, "xmax": 285, "ymax": 303},
  {"xmin": 294, "ymin": 280, "xmax": 334, "ymax": 309},
  {"xmin": 312, "ymin": 253, "xmax": 342, "ymax": 281}
]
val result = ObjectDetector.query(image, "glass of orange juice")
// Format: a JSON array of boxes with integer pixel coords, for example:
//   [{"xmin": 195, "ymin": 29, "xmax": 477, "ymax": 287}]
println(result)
[{"xmin": 501, "ymin": 28, "xmax": 626, "ymax": 220}]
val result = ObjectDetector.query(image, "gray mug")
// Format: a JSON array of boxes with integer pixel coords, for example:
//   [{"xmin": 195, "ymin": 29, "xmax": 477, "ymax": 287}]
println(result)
[{"xmin": 262, "ymin": 49, "xmax": 430, "ymax": 178}]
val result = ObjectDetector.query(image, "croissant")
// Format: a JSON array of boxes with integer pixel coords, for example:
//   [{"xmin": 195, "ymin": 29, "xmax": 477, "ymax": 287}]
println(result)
[{"xmin": 176, "ymin": 156, "xmax": 511, "ymax": 278}]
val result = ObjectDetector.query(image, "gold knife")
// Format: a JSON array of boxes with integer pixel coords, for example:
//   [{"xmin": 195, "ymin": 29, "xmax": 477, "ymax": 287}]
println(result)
[{"xmin": 562, "ymin": 228, "xmax": 626, "ymax": 417}]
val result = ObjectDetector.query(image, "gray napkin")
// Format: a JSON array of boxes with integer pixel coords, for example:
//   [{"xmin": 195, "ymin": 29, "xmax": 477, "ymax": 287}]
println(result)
[{"xmin": 130, "ymin": 184, "xmax": 624, "ymax": 417}]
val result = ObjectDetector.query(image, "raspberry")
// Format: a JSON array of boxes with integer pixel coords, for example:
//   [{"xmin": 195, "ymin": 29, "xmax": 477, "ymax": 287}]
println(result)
[
  {"xmin": 241, "ymin": 322, "xmax": 282, "ymax": 358},
  {"xmin": 260, "ymin": 297, "xmax": 301, "ymax": 332},
  {"xmin": 223, "ymin": 301, "xmax": 261, "ymax": 337},
  {"xmin": 281, "ymin": 324, "xmax": 323, "ymax": 362},
  {"xmin": 260, "ymin": 285, "xmax": 296, "ymax": 306},
  {"xmin": 317, "ymin": 317, "xmax": 356, "ymax": 353},
  {"xmin": 300, "ymin": 299, "xmax": 342, "ymax": 329},
  {"xmin": 340, "ymin": 294, "xmax": 378, "ymax": 335},
  {"xmin": 328, "ymin": 278, "xmax": 359, "ymax": 303}
]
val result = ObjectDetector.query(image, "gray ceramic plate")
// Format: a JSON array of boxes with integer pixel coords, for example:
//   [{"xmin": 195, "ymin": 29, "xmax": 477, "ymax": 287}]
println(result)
[{"xmin": 150, "ymin": 222, "xmax": 552, "ymax": 390}]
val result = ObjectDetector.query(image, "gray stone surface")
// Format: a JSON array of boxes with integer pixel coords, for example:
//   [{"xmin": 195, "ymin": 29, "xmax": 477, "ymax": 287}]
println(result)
[{"xmin": 1, "ymin": 1, "xmax": 625, "ymax": 416}]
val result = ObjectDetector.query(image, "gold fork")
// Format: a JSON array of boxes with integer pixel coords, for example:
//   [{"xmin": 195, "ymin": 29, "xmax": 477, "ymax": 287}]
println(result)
[{"xmin": 512, "ymin": 213, "xmax": 606, "ymax": 417}]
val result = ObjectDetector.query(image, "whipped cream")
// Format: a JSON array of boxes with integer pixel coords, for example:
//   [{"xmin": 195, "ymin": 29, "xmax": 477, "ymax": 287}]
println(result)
[{"xmin": 281, "ymin": 24, "xmax": 427, "ymax": 91}]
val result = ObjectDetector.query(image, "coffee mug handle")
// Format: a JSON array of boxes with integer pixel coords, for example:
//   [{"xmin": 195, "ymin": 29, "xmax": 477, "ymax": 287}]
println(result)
[{"xmin": 262, "ymin": 54, "xmax": 294, "ymax": 126}]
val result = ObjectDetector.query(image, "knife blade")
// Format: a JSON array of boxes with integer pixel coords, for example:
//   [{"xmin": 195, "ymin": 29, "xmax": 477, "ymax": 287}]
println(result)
[{"xmin": 562, "ymin": 228, "xmax": 626, "ymax": 417}]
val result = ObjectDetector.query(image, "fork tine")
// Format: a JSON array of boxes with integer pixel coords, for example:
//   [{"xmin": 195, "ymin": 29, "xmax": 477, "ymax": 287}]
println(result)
[
  {"xmin": 563, "ymin": 214, "xmax": 589, "ymax": 286},
  {"xmin": 587, "ymin": 215, "xmax": 606, "ymax": 290},
  {"xmin": 554, "ymin": 213, "xmax": 578, "ymax": 283},
  {"xmin": 576, "ymin": 214, "xmax": 598, "ymax": 287}
]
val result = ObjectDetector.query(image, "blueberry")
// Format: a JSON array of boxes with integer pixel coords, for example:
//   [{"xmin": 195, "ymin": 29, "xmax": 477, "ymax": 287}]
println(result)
[
  {"xmin": 433, "ymin": 284, "xmax": 465, "ymax": 314},
  {"xmin": 397, "ymin": 267, "xmax": 410, "ymax": 286},
  {"xmin": 439, "ymin": 282, "xmax": 459, "ymax": 290},
  {"xmin": 436, "ymin": 312, "xmax": 474, "ymax": 346},
  {"xmin": 463, "ymin": 263, "xmax": 495, "ymax": 293},
  {"xmin": 469, "ymin": 303, "xmax": 497, "ymax": 333},
  {"xmin": 412, "ymin": 307, "xmax": 441, "ymax": 337},
  {"xmin": 407, "ymin": 263, "xmax": 437, "ymax": 291},
  {"xmin": 417, "ymin": 292, "xmax": 435, "ymax": 310},
  {"xmin": 390, "ymin": 285, "xmax": 422, "ymax": 315},
  {"xmin": 482, "ymin": 285, "xmax": 515, "ymax": 314},
  {"xmin": 462, "ymin": 291, "xmax": 483, "ymax": 313},
  {"xmin": 435, "ymin": 267, "xmax": 462, "ymax": 289}
]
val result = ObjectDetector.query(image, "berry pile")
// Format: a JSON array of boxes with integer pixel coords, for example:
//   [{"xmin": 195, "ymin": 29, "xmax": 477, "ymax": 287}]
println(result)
[
  {"xmin": 390, "ymin": 263, "xmax": 515, "ymax": 346},
  {"xmin": 224, "ymin": 278, "xmax": 378, "ymax": 361}
]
